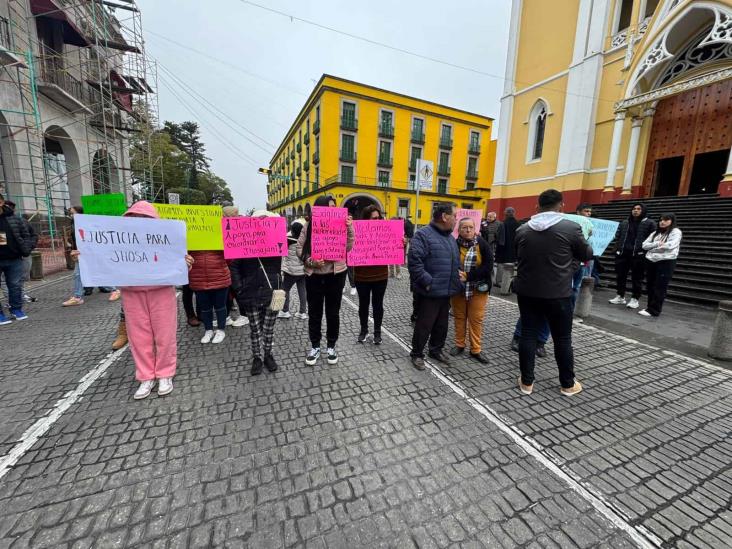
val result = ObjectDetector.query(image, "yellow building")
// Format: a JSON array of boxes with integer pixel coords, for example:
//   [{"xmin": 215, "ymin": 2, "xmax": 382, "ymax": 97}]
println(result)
[
  {"xmin": 492, "ymin": 0, "xmax": 732, "ymax": 219},
  {"xmin": 267, "ymin": 75, "xmax": 496, "ymax": 223}
]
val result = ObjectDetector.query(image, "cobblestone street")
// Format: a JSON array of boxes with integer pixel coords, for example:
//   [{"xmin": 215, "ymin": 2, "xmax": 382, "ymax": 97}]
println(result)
[{"xmin": 0, "ymin": 276, "xmax": 730, "ymax": 548}]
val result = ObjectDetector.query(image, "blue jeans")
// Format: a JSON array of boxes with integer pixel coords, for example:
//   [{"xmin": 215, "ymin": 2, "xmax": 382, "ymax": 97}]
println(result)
[
  {"xmin": 0, "ymin": 258, "xmax": 25, "ymax": 313},
  {"xmin": 196, "ymin": 288, "xmax": 229, "ymax": 331},
  {"xmin": 514, "ymin": 317, "xmax": 550, "ymax": 344},
  {"xmin": 571, "ymin": 261, "xmax": 594, "ymax": 311},
  {"xmin": 73, "ymin": 262, "xmax": 84, "ymax": 298}
]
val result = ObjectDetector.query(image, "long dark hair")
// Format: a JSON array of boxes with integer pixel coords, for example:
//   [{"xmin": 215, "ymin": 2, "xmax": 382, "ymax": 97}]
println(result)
[
  {"xmin": 361, "ymin": 205, "xmax": 382, "ymax": 220},
  {"xmin": 301, "ymin": 195, "xmax": 336, "ymax": 260},
  {"xmin": 656, "ymin": 212, "xmax": 677, "ymax": 234}
]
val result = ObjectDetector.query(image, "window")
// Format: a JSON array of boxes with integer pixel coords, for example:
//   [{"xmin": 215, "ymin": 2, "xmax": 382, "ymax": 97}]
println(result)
[
  {"xmin": 342, "ymin": 101, "xmax": 356, "ymax": 121},
  {"xmin": 439, "ymin": 151, "xmax": 450, "ymax": 174},
  {"xmin": 467, "ymin": 157, "xmax": 478, "ymax": 177},
  {"xmin": 440, "ymin": 124, "xmax": 452, "ymax": 141},
  {"xmin": 615, "ymin": 0, "xmax": 633, "ymax": 32},
  {"xmin": 316, "ymin": 105, "xmax": 320, "ymax": 120},
  {"xmin": 410, "ymin": 146, "xmax": 422, "ymax": 170},
  {"xmin": 462, "ymin": 203, "xmax": 474, "ymax": 209},
  {"xmin": 643, "ymin": 0, "xmax": 660, "ymax": 18},
  {"xmin": 378, "ymin": 141, "xmax": 392, "ymax": 163},
  {"xmin": 412, "ymin": 117, "xmax": 425, "ymax": 141},
  {"xmin": 397, "ymin": 199, "xmax": 409, "ymax": 218},
  {"xmin": 378, "ymin": 170, "xmax": 390, "ymax": 187},
  {"xmin": 438, "ymin": 178, "xmax": 448, "ymax": 194},
  {"xmin": 341, "ymin": 134, "xmax": 355, "ymax": 161},
  {"xmin": 380, "ymin": 111, "xmax": 394, "ymax": 136},
  {"xmin": 470, "ymin": 131, "xmax": 480, "ymax": 148},
  {"xmin": 408, "ymin": 174, "xmax": 416, "ymax": 190},
  {"xmin": 341, "ymin": 165, "xmax": 354, "ymax": 184},
  {"xmin": 527, "ymin": 100, "xmax": 548, "ymax": 162},
  {"xmin": 314, "ymin": 166, "xmax": 319, "ymax": 188}
]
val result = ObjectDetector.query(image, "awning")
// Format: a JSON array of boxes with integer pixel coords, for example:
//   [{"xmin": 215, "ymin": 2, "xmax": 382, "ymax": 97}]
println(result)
[{"xmin": 30, "ymin": 0, "xmax": 90, "ymax": 47}]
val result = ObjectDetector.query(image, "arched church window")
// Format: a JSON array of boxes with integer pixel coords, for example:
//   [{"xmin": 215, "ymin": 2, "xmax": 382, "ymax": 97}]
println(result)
[
  {"xmin": 615, "ymin": 0, "xmax": 634, "ymax": 32},
  {"xmin": 527, "ymin": 100, "xmax": 548, "ymax": 162}
]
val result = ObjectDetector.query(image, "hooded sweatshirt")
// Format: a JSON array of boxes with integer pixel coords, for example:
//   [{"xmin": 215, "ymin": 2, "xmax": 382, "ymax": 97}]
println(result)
[
  {"xmin": 616, "ymin": 204, "xmax": 656, "ymax": 255},
  {"xmin": 514, "ymin": 211, "xmax": 593, "ymax": 299}
]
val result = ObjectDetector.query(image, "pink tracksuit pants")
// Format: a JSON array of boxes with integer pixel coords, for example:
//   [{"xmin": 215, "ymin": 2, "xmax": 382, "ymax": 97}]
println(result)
[{"xmin": 121, "ymin": 286, "xmax": 178, "ymax": 381}]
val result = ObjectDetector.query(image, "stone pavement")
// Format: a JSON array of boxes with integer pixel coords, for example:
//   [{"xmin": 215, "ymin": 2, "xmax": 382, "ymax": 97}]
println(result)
[{"xmin": 0, "ymin": 277, "xmax": 729, "ymax": 548}]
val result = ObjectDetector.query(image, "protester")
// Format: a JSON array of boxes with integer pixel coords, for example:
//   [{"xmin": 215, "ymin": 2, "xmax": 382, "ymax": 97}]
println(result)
[
  {"xmin": 408, "ymin": 202, "xmax": 461, "ymax": 370},
  {"xmin": 511, "ymin": 318, "xmax": 549, "ymax": 357},
  {"xmin": 116, "ymin": 201, "xmax": 193, "ymax": 399},
  {"xmin": 189, "ymin": 246, "xmax": 232, "ymax": 344},
  {"xmin": 388, "ymin": 216, "xmax": 406, "ymax": 280},
  {"xmin": 639, "ymin": 213, "xmax": 682, "ymax": 318},
  {"xmin": 61, "ymin": 206, "xmax": 87, "ymax": 307},
  {"xmin": 0, "ymin": 193, "xmax": 32, "ymax": 324},
  {"xmin": 570, "ymin": 203, "xmax": 594, "ymax": 311},
  {"xmin": 280, "ymin": 218, "xmax": 308, "ymax": 320},
  {"xmin": 297, "ymin": 194, "xmax": 354, "ymax": 366},
  {"xmin": 514, "ymin": 189, "xmax": 592, "ymax": 396},
  {"xmin": 480, "ymin": 211, "xmax": 502, "ymax": 256},
  {"xmin": 221, "ymin": 205, "xmax": 249, "ymax": 328},
  {"xmin": 230, "ymin": 210, "xmax": 283, "ymax": 375},
  {"xmin": 495, "ymin": 206, "xmax": 519, "ymax": 286},
  {"xmin": 355, "ymin": 206, "xmax": 401, "ymax": 345},
  {"xmin": 181, "ymin": 284, "xmax": 200, "ymax": 327},
  {"xmin": 449, "ymin": 217, "xmax": 493, "ymax": 363},
  {"xmin": 608, "ymin": 203, "xmax": 656, "ymax": 309},
  {"xmin": 3, "ymin": 200, "xmax": 37, "ymax": 304}
]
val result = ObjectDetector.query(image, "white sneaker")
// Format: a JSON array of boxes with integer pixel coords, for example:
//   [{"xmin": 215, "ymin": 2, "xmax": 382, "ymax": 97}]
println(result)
[
  {"xmin": 230, "ymin": 316, "xmax": 249, "ymax": 327},
  {"xmin": 350, "ymin": 288, "xmax": 357, "ymax": 296},
  {"xmin": 626, "ymin": 298, "xmax": 640, "ymax": 309},
  {"xmin": 200, "ymin": 330, "xmax": 214, "ymax": 344},
  {"xmin": 212, "ymin": 330, "xmax": 226, "ymax": 344},
  {"xmin": 157, "ymin": 377, "xmax": 173, "ymax": 396},
  {"xmin": 608, "ymin": 295, "xmax": 626, "ymax": 305},
  {"xmin": 296, "ymin": 312, "xmax": 308, "ymax": 320},
  {"xmin": 133, "ymin": 380, "xmax": 155, "ymax": 400},
  {"xmin": 226, "ymin": 316, "xmax": 234, "ymax": 326},
  {"xmin": 305, "ymin": 347, "xmax": 321, "ymax": 366},
  {"xmin": 638, "ymin": 309, "xmax": 652, "ymax": 317},
  {"xmin": 278, "ymin": 311, "xmax": 291, "ymax": 319}
]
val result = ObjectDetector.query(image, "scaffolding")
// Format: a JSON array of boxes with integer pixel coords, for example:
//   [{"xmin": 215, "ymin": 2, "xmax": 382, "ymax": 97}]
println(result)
[{"xmin": 0, "ymin": 0, "xmax": 159, "ymax": 259}]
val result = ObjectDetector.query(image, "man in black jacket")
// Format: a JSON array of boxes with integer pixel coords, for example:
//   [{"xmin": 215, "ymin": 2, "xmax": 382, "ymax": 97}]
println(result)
[
  {"xmin": 608, "ymin": 203, "xmax": 656, "ymax": 309},
  {"xmin": 0, "ymin": 193, "xmax": 32, "ymax": 324},
  {"xmin": 5, "ymin": 200, "xmax": 38, "ymax": 303},
  {"xmin": 514, "ymin": 189, "xmax": 593, "ymax": 396}
]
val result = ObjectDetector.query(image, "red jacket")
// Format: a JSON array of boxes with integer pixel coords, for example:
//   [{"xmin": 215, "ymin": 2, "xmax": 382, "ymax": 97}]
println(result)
[{"xmin": 188, "ymin": 251, "xmax": 231, "ymax": 291}]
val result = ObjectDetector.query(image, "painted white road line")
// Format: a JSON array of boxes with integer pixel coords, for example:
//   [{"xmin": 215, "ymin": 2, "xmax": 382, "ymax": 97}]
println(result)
[
  {"xmin": 342, "ymin": 295, "xmax": 663, "ymax": 548},
  {"xmin": 0, "ymin": 345, "xmax": 128, "ymax": 481}
]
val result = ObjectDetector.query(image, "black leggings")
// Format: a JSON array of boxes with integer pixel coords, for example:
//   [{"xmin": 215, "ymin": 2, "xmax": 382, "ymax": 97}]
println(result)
[
  {"xmin": 356, "ymin": 279, "xmax": 388, "ymax": 335},
  {"xmin": 306, "ymin": 271, "xmax": 347, "ymax": 348}
]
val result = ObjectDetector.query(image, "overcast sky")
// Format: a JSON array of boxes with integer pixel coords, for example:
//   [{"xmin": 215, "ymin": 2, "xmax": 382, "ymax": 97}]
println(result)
[{"xmin": 137, "ymin": 0, "xmax": 511, "ymax": 210}]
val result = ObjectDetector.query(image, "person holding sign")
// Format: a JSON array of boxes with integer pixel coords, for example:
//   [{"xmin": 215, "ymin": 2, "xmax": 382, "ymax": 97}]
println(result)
[
  {"xmin": 297, "ymin": 195, "xmax": 355, "ymax": 367},
  {"xmin": 449, "ymin": 217, "xmax": 493, "ymax": 364},
  {"xmin": 188, "ymin": 248, "xmax": 232, "ymax": 345},
  {"xmin": 104, "ymin": 201, "xmax": 193, "ymax": 400},
  {"xmin": 229, "ymin": 210, "xmax": 284, "ymax": 376},
  {"xmin": 353, "ymin": 206, "xmax": 405, "ymax": 345}
]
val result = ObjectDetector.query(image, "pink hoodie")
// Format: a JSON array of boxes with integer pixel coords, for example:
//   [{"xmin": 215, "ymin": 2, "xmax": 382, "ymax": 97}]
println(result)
[{"xmin": 121, "ymin": 201, "xmax": 172, "ymax": 292}]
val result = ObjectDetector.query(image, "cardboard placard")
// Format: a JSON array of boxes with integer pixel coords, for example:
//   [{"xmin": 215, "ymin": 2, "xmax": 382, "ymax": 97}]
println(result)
[
  {"xmin": 310, "ymin": 206, "xmax": 348, "ymax": 261},
  {"xmin": 81, "ymin": 193, "xmax": 127, "ymax": 216},
  {"xmin": 452, "ymin": 208, "xmax": 483, "ymax": 237},
  {"xmin": 222, "ymin": 216, "xmax": 288, "ymax": 259},
  {"xmin": 348, "ymin": 219, "xmax": 405, "ymax": 266},
  {"xmin": 153, "ymin": 204, "xmax": 223, "ymax": 250}
]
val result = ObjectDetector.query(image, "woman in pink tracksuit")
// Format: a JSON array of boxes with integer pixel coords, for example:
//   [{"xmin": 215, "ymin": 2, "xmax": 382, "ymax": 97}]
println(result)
[{"xmin": 121, "ymin": 201, "xmax": 193, "ymax": 400}]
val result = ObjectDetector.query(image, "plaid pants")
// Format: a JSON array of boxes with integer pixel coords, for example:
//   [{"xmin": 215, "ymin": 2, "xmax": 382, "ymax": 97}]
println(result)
[{"xmin": 243, "ymin": 305, "xmax": 278, "ymax": 359}]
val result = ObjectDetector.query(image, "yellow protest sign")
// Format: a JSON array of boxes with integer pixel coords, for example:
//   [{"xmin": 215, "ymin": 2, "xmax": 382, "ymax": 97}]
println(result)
[{"xmin": 152, "ymin": 204, "xmax": 223, "ymax": 250}]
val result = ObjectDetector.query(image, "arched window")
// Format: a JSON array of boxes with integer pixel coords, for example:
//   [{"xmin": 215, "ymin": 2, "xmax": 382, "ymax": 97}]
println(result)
[{"xmin": 527, "ymin": 100, "xmax": 548, "ymax": 162}]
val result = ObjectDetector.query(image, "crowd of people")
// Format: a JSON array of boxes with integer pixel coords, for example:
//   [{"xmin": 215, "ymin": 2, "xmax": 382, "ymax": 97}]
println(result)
[{"xmin": 0, "ymin": 189, "xmax": 682, "ymax": 401}]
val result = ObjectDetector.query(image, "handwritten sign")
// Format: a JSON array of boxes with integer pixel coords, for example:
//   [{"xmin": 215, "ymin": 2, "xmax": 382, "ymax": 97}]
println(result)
[
  {"xmin": 311, "ymin": 206, "xmax": 348, "ymax": 261},
  {"xmin": 222, "ymin": 216, "xmax": 288, "ymax": 259},
  {"xmin": 564, "ymin": 214, "xmax": 619, "ymax": 256},
  {"xmin": 75, "ymin": 214, "xmax": 188, "ymax": 287},
  {"xmin": 452, "ymin": 209, "xmax": 483, "ymax": 237},
  {"xmin": 152, "ymin": 204, "xmax": 223, "ymax": 250},
  {"xmin": 348, "ymin": 220, "xmax": 404, "ymax": 266},
  {"xmin": 81, "ymin": 193, "xmax": 127, "ymax": 216}
]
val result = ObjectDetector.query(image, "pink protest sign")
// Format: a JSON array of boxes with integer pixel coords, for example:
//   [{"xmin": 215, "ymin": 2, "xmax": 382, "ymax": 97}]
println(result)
[
  {"xmin": 452, "ymin": 209, "xmax": 483, "ymax": 237},
  {"xmin": 348, "ymin": 219, "xmax": 405, "ymax": 266},
  {"xmin": 222, "ymin": 216, "xmax": 288, "ymax": 259},
  {"xmin": 311, "ymin": 206, "xmax": 348, "ymax": 261}
]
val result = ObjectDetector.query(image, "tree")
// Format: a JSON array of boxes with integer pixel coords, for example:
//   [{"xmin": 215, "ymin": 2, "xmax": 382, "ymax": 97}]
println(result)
[
  {"xmin": 198, "ymin": 172, "xmax": 233, "ymax": 205},
  {"xmin": 162, "ymin": 121, "xmax": 210, "ymax": 189}
]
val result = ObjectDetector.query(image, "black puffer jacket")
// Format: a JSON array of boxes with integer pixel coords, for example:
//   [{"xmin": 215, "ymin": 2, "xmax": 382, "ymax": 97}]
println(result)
[
  {"xmin": 0, "ymin": 205, "xmax": 31, "ymax": 258},
  {"xmin": 495, "ymin": 216, "xmax": 519, "ymax": 263},
  {"xmin": 614, "ymin": 204, "xmax": 656, "ymax": 256},
  {"xmin": 229, "ymin": 256, "xmax": 282, "ymax": 309}
]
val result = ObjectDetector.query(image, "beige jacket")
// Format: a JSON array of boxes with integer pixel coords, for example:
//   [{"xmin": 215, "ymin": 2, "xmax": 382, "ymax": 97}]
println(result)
[{"xmin": 296, "ymin": 221, "xmax": 355, "ymax": 275}]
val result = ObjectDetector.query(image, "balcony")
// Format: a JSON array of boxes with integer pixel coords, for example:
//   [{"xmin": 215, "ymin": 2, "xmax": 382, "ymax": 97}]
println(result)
[
  {"xmin": 304, "ymin": 159, "xmax": 310, "ymax": 172},
  {"xmin": 377, "ymin": 154, "xmax": 393, "ymax": 168},
  {"xmin": 469, "ymin": 142, "xmax": 481, "ymax": 155},
  {"xmin": 297, "ymin": 167, "xmax": 302, "ymax": 177},
  {"xmin": 290, "ymin": 150, "xmax": 295, "ymax": 160},
  {"xmin": 411, "ymin": 131, "xmax": 425, "ymax": 144},
  {"xmin": 439, "ymin": 137, "xmax": 453, "ymax": 150},
  {"xmin": 312, "ymin": 151, "xmax": 320, "ymax": 164},
  {"xmin": 466, "ymin": 181, "xmax": 476, "ymax": 190},
  {"xmin": 0, "ymin": 16, "xmax": 26, "ymax": 67},
  {"xmin": 377, "ymin": 176, "xmax": 389, "ymax": 188},
  {"xmin": 303, "ymin": 132, "xmax": 310, "ymax": 145},
  {"xmin": 36, "ymin": 55, "xmax": 92, "ymax": 114},
  {"xmin": 313, "ymin": 119, "xmax": 320, "ymax": 134},
  {"xmin": 340, "ymin": 150, "xmax": 357, "ymax": 163},
  {"xmin": 285, "ymin": 156, "xmax": 290, "ymax": 165},
  {"xmin": 466, "ymin": 169, "xmax": 478, "ymax": 181},
  {"xmin": 438, "ymin": 164, "xmax": 450, "ymax": 176},
  {"xmin": 378, "ymin": 123, "xmax": 394, "ymax": 138},
  {"xmin": 296, "ymin": 142, "xmax": 302, "ymax": 153},
  {"xmin": 341, "ymin": 116, "xmax": 358, "ymax": 131}
]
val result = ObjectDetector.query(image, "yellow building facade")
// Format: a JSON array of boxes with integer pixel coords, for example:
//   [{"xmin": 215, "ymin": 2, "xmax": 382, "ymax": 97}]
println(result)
[
  {"xmin": 492, "ymin": 0, "xmax": 732, "ymax": 219},
  {"xmin": 267, "ymin": 75, "xmax": 496, "ymax": 224}
]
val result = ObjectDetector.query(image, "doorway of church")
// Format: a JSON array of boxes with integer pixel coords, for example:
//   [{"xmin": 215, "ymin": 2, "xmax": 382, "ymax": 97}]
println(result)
[
  {"xmin": 653, "ymin": 156, "xmax": 684, "ymax": 197},
  {"xmin": 689, "ymin": 149, "xmax": 729, "ymax": 195}
]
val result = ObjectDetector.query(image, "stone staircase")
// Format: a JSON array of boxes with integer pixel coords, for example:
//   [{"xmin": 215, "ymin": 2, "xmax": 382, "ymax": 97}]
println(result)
[{"xmin": 590, "ymin": 194, "xmax": 732, "ymax": 307}]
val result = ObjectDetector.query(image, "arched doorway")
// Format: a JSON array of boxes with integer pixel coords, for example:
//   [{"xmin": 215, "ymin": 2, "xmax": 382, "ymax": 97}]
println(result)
[
  {"xmin": 92, "ymin": 150, "xmax": 120, "ymax": 195},
  {"xmin": 341, "ymin": 192, "xmax": 383, "ymax": 219},
  {"xmin": 296, "ymin": 205, "xmax": 304, "ymax": 217},
  {"xmin": 44, "ymin": 125, "xmax": 81, "ymax": 208}
]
